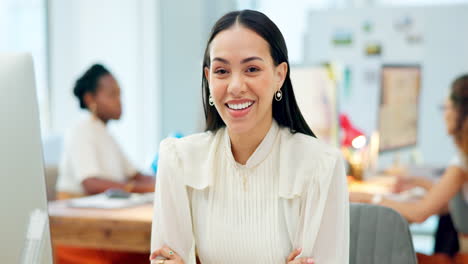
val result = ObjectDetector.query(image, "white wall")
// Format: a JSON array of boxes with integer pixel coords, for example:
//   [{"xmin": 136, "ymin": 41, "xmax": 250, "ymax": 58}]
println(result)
[
  {"xmin": 236, "ymin": 0, "xmax": 330, "ymax": 64},
  {"xmin": 49, "ymin": 0, "xmax": 159, "ymax": 169},
  {"xmin": 0, "ymin": 0, "xmax": 49, "ymax": 133},
  {"xmin": 158, "ymin": 0, "xmax": 236, "ymax": 138}
]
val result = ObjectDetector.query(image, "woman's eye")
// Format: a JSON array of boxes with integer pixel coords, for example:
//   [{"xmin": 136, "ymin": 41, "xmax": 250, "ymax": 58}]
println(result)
[
  {"xmin": 246, "ymin": 67, "xmax": 260, "ymax": 73},
  {"xmin": 214, "ymin": 69, "xmax": 228, "ymax": 74}
]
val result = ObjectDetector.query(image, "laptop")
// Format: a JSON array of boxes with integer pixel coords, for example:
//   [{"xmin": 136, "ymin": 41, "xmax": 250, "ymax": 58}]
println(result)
[{"xmin": 0, "ymin": 53, "xmax": 53, "ymax": 263}]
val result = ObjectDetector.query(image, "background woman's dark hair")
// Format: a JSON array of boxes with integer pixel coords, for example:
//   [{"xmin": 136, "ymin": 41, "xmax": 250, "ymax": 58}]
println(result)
[
  {"xmin": 450, "ymin": 74, "xmax": 468, "ymax": 156},
  {"xmin": 201, "ymin": 10, "xmax": 316, "ymax": 138},
  {"xmin": 73, "ymin": 64, "xmax": 110, "ymax": 109}
]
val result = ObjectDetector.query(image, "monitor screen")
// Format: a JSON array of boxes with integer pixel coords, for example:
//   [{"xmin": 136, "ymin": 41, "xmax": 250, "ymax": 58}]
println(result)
[
  {"xmin": 378, "ymin": 64, "xmax": 421, "ymax": 152},
  {"xmin": 290, "ymin": 66, "xmax": 339, "ymax": 146}
]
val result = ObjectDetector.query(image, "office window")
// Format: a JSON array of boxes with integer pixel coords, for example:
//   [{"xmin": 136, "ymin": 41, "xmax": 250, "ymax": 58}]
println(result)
[{"xmin": 0, "ymin": 0, "xmax": 49, "ymax": 134}]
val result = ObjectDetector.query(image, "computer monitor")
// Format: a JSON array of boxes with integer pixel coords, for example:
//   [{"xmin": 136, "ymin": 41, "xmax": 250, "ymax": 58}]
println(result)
[
  {"xmin": 0, "ymin": 53, "xmax": 53, "ymax": 263},
  {"xmin": 378, "ymin": 64, "xmax": 421, "ymax": 152},
  {"xmin": 290, "ymin": 66, "xmax": 339, "ymax": 146}
]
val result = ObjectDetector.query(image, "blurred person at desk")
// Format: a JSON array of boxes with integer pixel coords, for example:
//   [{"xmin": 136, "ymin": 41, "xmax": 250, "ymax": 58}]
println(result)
[
  {"xmin": 350, "ymin": 74, "xmax": 468, "ymax": 264},
  {"xmin": 56, "ymin": 64, "xmax": 154, "ymax": 200},
  {"xmin": 54, "ymin": 64, "xmax": 153, "ymax": 264}
]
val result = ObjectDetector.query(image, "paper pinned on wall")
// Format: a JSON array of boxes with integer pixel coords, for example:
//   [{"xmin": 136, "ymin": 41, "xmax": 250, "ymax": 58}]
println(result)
[
  {"xmin": 362, "ymin": 20, "xmax": 373, "ymax": 33},
  {"xmin": 378, "ymin": 65, "xmax": 421, "ymax": 152},
  {"xmin": 363, "ymin": 67, "xmax": 378, "ymax": 85},
  {"xmin": 365, "ymin": 42, "xmax": 382, "ymax": 56},
  {"xmin": 394, "ymin": 15, "xmax": 413, "ymax": 32},
  {"xmin": 343, "ymin": 66, "xmax": 352, "ymax": 99},
  {"xmin": 332, "ymin": 29, "xmax": 353, "ymax": 47},
  {"xmin": 407, "ymin": 33, "xmax": 424, "ymax": 44}
]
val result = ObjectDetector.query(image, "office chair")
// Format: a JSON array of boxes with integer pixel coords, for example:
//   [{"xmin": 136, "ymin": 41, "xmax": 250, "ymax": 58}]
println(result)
[{"xmin": 350, "ymin": 203, "xmax": 417, "ymax": 264}]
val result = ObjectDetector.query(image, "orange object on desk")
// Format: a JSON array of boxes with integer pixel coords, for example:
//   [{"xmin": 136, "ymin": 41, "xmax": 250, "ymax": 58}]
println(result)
[{"xmin": 55, "ymin": 245, "xmax": 149, "ymax": 264}]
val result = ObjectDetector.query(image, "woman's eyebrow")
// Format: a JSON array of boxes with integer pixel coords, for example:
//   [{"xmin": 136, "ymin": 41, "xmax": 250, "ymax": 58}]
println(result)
[
  {"xmin": 212, "ymin": 56, "xmax": 264, "ymax": 65},
  {"xmin": 241, "ymin": 56, "xmax": 263, "ymax": 64}
]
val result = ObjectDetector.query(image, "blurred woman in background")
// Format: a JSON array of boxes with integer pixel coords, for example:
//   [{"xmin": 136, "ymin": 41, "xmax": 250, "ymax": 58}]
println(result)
[
  {"xmin": 351, "ymin": 74, "xmax": 468, "ymax": 264},
  {"xmin": 55, "ymin": 64, "xmax": 154, "ymax": 264},
  {"xmin": 56, "ymin": 64, "xmax": 154, "ymax": 199}
]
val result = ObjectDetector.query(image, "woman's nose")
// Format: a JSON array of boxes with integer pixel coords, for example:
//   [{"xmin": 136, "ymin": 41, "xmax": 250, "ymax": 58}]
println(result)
[{"xmin": 227, "ymin": 72, "xmax": 246, "ymax": 96}]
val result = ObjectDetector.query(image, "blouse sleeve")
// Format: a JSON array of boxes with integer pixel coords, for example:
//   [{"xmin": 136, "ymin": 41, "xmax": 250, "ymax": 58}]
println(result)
[
  {"xmin": 298, "ymin": 153, "xmax": 349, "ymax": 264},
  {"xmin": 450, "ymin": 154, "xmax": 468, "ymax": 172},
  {"xmin": 151, "ymin": 139, "xmax": 196, "ymax": 264}
]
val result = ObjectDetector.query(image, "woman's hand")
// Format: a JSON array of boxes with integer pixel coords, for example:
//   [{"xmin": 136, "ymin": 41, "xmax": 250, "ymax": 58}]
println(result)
[
  {"xmin": 149, "ymin": 246, "xmax": 184, "ymax": 264},
  {"xmin": 349, "ymin": 191, "xmax": 373, "ymax": 204},
  {"xmin": 286, "ymin": 248, "xmax": 315, "ymax": 264},
  {"xmin": 393, "ymin": 174, "xmax": 435, "ymax": 193},
  {"xmin": 392, "ymin": 172, "xmax": 418, "ymax": 193}
]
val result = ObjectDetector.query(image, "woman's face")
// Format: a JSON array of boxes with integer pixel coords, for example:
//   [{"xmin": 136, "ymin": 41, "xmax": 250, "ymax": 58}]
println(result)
[
  {"xmin": 443, "ymin": 98, "xmax": 458, "ymax": 135},
  {"xmin": 87, "ymin": 74, "xmax": 122, "ymax": 121},
  {"xmin": 205, "ymin": 25, "xmax": 287, "ymax": 136}
]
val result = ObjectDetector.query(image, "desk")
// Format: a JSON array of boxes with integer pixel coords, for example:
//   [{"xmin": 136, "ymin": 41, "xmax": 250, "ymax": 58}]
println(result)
[
  {"xmin": 46, "ymin": 175, "xmax": 395, "ymax": 253},
  {"xmin": 48, "ymin": 200, "xmax": 153, "ymax": 253},
  {"xmin": 348, "ymin": 174, "xmax": 396, "ymax": 194}
]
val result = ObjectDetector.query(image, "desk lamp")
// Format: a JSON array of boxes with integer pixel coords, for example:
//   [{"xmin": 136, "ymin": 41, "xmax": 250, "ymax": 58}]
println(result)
[{"xmin": 340, "ymin": 113, "xmax": 367, "ymax": 180}]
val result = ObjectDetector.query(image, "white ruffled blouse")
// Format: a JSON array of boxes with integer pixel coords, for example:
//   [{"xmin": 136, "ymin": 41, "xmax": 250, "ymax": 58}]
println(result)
[{"xmin": 151, "ymin": 121, "xmax": 349, "ymax": 264}]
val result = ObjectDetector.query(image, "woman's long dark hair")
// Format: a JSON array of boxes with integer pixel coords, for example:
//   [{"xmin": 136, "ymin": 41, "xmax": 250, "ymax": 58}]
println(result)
[
  {"xmin": 201, "ymin": 10, "xmax": 315, "ymax": 138},
  {"xmin": 450, "ymin": 74, "xmax": 468, "ymax": 156}
]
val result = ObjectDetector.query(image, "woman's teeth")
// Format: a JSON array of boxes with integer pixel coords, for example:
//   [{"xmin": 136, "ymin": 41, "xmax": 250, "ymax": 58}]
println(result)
[{"xmin": 227, "ymin": 102, "xmax": 253, "ymax": 110}]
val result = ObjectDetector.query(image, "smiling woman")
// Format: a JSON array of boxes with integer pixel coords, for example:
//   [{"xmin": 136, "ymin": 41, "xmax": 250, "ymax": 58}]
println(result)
[{"xmin": 150, "ymin": 10, "xmax": 349, "ymax": 264}]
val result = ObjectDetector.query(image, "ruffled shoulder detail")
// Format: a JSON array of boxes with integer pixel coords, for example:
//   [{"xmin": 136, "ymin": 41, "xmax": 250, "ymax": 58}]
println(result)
[
  {"xmin": 159, "ymin": 129, "xmax": 224, "ymax": 190},
  {"xmin": 277, "ymin": 127, "xmax": 340, "ymax": 199}
]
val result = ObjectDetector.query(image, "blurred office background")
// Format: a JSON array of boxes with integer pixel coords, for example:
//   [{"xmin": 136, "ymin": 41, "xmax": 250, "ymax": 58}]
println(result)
[{"xmin": 3, "ymin": 0, "xmax": 468, "ymax": 255}]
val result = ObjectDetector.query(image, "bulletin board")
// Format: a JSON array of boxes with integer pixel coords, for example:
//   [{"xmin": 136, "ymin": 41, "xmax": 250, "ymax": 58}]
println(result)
[
  {"xmin": 378, "ymin": 65, "xmax": 421, "ymax": 151},
  {"xmin": 302, "ymin": 4, "xmax": 468, "ymax": 165}
]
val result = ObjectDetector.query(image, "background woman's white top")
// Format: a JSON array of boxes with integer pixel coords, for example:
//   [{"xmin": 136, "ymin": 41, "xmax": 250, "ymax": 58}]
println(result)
[
  {"xmin": 450, "ymin": 152, "xmax": 468, "ymax": 202},
  {"xmin": 151, "ymin": 121, "xmax": 349, "ymax": 264},
  {"xmin": 56, "ymin": 115, "xmax": 137, "ymax": 194}
]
